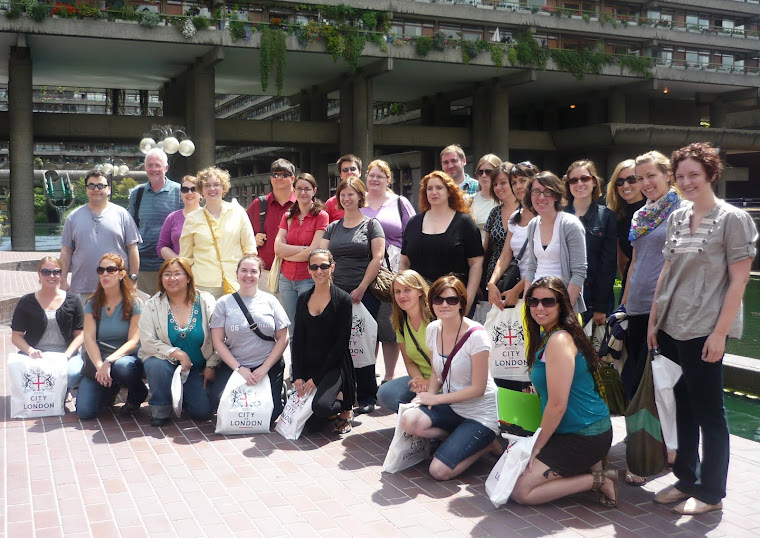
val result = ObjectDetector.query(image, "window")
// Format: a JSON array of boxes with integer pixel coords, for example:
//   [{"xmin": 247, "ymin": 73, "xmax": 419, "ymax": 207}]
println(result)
[{"xmin": 685, "ymin": 13, "xmax": 710, "ymax": 30}]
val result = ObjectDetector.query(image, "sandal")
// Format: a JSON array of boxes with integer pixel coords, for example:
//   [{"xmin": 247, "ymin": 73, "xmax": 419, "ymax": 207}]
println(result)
[
  {"xmin": 625, "ymin": 472, "xmax": 647, "ymax": 487},
  {"xmin": 591, "ymin": 469, "xmax": 618, "ymax": 508},
  {"xmin": 333, "ymin": 411, "xmax": 353, "ymax": 434}
]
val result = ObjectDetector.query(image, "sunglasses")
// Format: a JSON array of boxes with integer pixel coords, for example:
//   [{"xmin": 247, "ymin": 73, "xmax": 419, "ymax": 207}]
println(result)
[
  {"xmin": 271, "ymin": 172, "xmax": 292, "ymax": 179},
  {"xmin": 96, "ymin": 266, "xmax": 120, "ymax": 275},
  {"xmin": 180, "ymin": 186, "xmax": 197, "ymax": 194},
  {"xmin": 341, "ymin": 166, "xmax": 358, "ymax": 174},
  {"xmin": 476, "ymin": 169, "xmax": 494, "ymax": 176},
  {"xmin": 432, "ymin": 295, "xmax": 459, "ymax": 306},
  {"xmin": 615, "ymin": 175, "xmax": 638, "ymax": 187},
  {"xmin": 527, "ymin": 297, "xmax": 558, "ymax": 308},
  {"xmin": 86, "ymin": 183, "xmax": 108, "ymax": 190},
  {"xmin": 567, "ymin": 175, "xmax": 594, "ymax": 185},
  {"xmin": 40, "ymin": 268, "xmax": 62, "ymax": 277},
  {"xmin": 308, "ymin": 263, "xmax": 332, "ymax": 271}
]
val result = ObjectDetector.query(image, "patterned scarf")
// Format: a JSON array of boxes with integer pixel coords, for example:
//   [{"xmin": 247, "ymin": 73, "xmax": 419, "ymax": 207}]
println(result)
[{"xmin": 628, "ymin": 189, "xmax": 679, "ymax": 242}]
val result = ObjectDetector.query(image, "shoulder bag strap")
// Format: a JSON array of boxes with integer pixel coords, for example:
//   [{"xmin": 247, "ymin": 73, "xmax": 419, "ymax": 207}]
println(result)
[
  {"xmin": 440, "ymin": 326, "xmax": 484, "ymax": 386},
  {"xmin": 404, "ymin": 315, "xmax": 430, "ymax": 365},
  {"xmin": 258, "ymin": 194, "xmax": 267, "ymax": 232},
  {"xmin": 133, "ymin": 184, "xmax": 145, "ymax": 228},
  {"xmin": 232, "ymin": 292, "xmax": 275, "ymax": 342},
  {"xmin": 203, "ymin": 209, "xmax": 228, "ymax": 282},
  {"xmin": 514, "ymin": 236, "xmax": 530, "ymax": 262}
]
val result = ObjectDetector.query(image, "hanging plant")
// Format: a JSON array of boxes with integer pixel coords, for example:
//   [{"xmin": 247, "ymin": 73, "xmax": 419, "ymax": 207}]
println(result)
[
  {"xmin": 415, "ymin": 36, "xmax": 433, "ymax": 57},
  {"xmin": 260, "ymin": 25, "xmax": 287, "ymax": 95},
  {"xmin": 490, "ymin": 45, "xmax": 504, "ymax": 67},
  {"xmin": 617, "ymin": 55, "xmax": 653, "ymax": 78},
  {"xmin": 550, "ymin": 43, "xmax": 612, "ymax": 80},
  {"xmin": 513, "ymin": 28, "xmax": 547, "ymax": 69},
  {"xmin": 461, "ymin": 40, "xmax": 479, "ymax": 65},
  {"xmin": 229, "ymin": 20, "xmax": 247, "ymax": 42}
]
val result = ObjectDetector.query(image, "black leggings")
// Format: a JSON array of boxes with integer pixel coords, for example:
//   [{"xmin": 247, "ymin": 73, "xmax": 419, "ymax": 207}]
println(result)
[{"xmin": 313, "ymin": 367, "xmax": 349, "ymax": 417}]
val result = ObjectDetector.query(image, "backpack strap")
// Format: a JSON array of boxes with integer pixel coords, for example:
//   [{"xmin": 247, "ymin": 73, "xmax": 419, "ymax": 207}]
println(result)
[
  {"xmin": 132, "ymin": 184, "xmax": 145, "ymax": 228},
  {"xmin": 257, "ymin": 194, "xmax": 267, "ymax": 233}
]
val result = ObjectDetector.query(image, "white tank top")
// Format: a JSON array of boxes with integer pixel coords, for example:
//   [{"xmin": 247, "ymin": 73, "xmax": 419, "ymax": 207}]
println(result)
[{"xmin": 533, "ymin": 215, "xmax": 563, "ymax": 282}]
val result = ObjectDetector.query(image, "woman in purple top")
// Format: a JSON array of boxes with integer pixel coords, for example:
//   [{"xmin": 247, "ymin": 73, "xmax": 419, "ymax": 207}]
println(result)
[
  {"xmin": 361, "ymin": 159, "xmax": 415, "ymax": 383},
  {"xmin": 157, "ymin": 175, "xmax": 202, "ymax": 260}
]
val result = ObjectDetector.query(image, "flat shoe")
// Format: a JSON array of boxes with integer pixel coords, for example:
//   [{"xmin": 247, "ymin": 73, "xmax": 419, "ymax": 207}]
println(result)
[
  {"xmin": 120, "ymin": 402, "xmax": 141, "ymax": 416},
  {"xmin": 150, "ymin": 416, "xmax": 170, "ymax": 428},
  {"xmin": 673, "ymin": 498, "xmax": 722, "ymax": 515},
  {"xmin": 354, "ymin": 403, "xmax": 375, "ymax": 415},
  {"xmin": 654, "ymin": 485, "xmax": 690, "ymax": 505},
  {"xmin": 625, "ymin": 472, "xmax": 647, "ymax": 487}
]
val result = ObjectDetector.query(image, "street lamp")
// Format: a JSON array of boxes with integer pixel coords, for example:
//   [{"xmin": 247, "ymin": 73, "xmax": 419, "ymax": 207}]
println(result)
[{"xmin": 139, "ymin": 127, "xmax": 195, "ymax": 157}]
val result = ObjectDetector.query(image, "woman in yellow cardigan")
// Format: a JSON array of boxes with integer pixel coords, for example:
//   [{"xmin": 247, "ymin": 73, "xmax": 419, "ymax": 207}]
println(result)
[{"xmin": 179, "ymin": 167, "xmax": 257, "ymax": 298}]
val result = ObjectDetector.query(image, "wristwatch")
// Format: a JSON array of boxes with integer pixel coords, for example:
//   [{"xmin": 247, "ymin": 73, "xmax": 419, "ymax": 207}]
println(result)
[{"xmin": 130, "ymin": 274, "xmax": 138, "ymax": 281}]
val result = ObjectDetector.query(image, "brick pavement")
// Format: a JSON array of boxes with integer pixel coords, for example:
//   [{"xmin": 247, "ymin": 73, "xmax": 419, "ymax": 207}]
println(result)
[{"xmin": 2, "ymin": 251, "xmax": 760, "ymax": 537}]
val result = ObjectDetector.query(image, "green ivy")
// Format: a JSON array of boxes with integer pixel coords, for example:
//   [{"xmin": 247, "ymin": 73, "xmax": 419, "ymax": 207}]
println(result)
[
  {"xmin": 617, "ymin": 55, "xmax": 653, "ymax": 78},
  {"xmin": 260, "ymin": 25, "xmax": 287, "ymax": 94},
  {"xmin": 461, "ymin": 40, "xmax": 479, "ymax": 65},
  {"xmin": 229, "ymin": 20, "xmax": 247, "ymax": 42},
  {"xmin": 415, "ymin": 36, "xmax": 433, "ymax": 57},
  {"xmin": 513, "ymin": 28, "xmax": 547, "ymax": 69},
  {"xmin": 192, "ymin": 15, "xmax": 210, "ymax": 30},
  {"xmin": 490, "ymin": 45, "xmax": 504, "ymax": 67}
]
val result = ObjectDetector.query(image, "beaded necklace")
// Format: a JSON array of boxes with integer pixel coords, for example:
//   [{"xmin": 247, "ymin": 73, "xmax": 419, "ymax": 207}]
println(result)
[{"xmin": 168, "ymin": 297, "xmax": 200, "ymax": 339}]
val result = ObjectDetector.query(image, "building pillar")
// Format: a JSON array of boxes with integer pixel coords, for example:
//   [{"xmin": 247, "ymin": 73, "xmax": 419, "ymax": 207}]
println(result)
[
  {"xmin": 300, "ymin": 87, "xmax": 330, "ymax": 194},
  {"xmin": 339, "ymin": 74, "xmax": 374, "ymax": 174},
  {"xmin": 472, "ymin": 84, "xmax": 510, "ymax": 162},
  {"xmin": 471, "ymin": 86, "xmax": 490, "ymax": 161},
  {"xmin": 139, "ymin": 89, "xmax": 150, "ymax": 116},
  {"xmin": 710, "ymin": 100, "xmax": 727, "ymax": 129},
  {"xmin": 608, "ymin": 90, "xmax": 626, "ymax": 123},
  {"xmin": 9, "ymin": 45, "xmax": 35, "ymax": 251},
  {"xmin": 490, "ymin": 85, "xmax": 509, "ymax": 161},
  {"xmin": 187, "ymin": 61, "xmax": 216, "ymax": 175}
]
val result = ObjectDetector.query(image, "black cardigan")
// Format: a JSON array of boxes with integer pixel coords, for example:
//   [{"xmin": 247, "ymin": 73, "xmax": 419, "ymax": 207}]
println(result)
[{"xmin": 11, "ymin": 292, "xmax": 84, "ymax": 349}]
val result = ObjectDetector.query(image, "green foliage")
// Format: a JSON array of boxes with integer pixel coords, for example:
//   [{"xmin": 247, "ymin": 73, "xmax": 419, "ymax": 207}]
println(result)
[
  {"xmin": 112, "ymin": 177, "xmax": 137, "ymax": 202},
  {"xmin": 192, "ymin": 15, "xmax": 210, "ymax": 30},
  {"xmin": 360, "ymin": 11, "xmax": 376, "ymax": 30},
  {"xmin": 475, "ymin": 39, "xmax": 490, "ymax": 53},
  {"xmin": 32, "ymin": 187, "xmax": 47, "ymax": 223},
  {"xmin": 260, "ymin": 25, "xmax": 287, "ymax": 94},
  {"xmin": 342, "ymin": 26, "xmax": 364, "ymax": 71},
  {"xmin": 75, "ymin": 3, "xmax": 101, "ymax": 18},
  {"xmin": 617, "ymin": 54, "xmax": 653, "ymax": 78},
  {"xmin": 72, "ymin": 177, "xmax": 88, "ymax": 206},
  {"xmin": 432, "ymin": 31, "xmax": 447, "ymax": 51},
  {"xmin": 513, "ymin": 28, "xmax": 547, "ymax": 69},
  {"xmin": 550, "ymin": 43, "xmax": 613, "ymax": 80},
  {"xmin": 507, "ymin": 46, "xmax": 518, "ymax": 66},
  {"xmin": 490, "ymin": 45, "xmax": 504, "ymax": 67},
  {"xmin": 6, "ymin": 4, "xmax": 22, "ymax": 19},
  {"xmin": 389, "ymin": 103, "xmax": 406, "ymax": 116},
  {"xmin": 323, "ymin": 4, "xmax": 358, "ymax": 23},
  {"xmin": 229, "ymin": 20, "xmax": 247, "ymax": 41},
  {"xmin": 139, "ymin": 11, "xmax": 161, "ymax": 28},
  {"xmin": 26, "ymin": 1, "xmax": 50, "ymax": 22},
  {"xmin": 415, "ymin": 36, "xmax": 433, "ymax": 57},
  {"xmin": 460, "ymin": 40, "xmax": 479, "ymax": 64}
]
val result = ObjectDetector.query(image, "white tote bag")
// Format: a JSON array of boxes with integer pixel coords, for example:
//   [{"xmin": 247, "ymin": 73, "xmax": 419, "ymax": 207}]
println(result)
[
  {"xmin": 484, "ymin": 301, "xmax": 530, "ymax": 382},
  {"xmin": 472, "ymin": 301, "xmax": 491, "ymax": 325},
  {"xmin": 584, "ymin": 320, "xmax": 606, "ymax": 352},
  {"xmin": 275, "ymin": 391, "xmax": 315, "ymax": 440},
  {"xmin": 350, "ymin": 302, "xmax": 378, "ymax": 369},
  {"xmin": 485, "ymin": 427, "xmax": 542, "ymax": 507},
  {"xmin": 382, "ymin": 403, "xmax": 430, "ymax": 473},
  {"xmin": 651, "ymin": 353, "xmax": 683, "ymax": 451},
  {"xmin": 171, "ymin": 366, "xmax": 189, "ymax": 418},
  {"xmin": 215, "ymin": 371, "xmax": 274, "ymax": 435},
  {"xmin": 9, "ymin": 352, "xmax": 68, "ymax": 419}
]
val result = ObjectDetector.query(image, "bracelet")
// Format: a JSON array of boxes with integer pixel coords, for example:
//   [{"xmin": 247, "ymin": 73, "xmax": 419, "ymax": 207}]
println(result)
[{"xmin": 235, "ymin": 365, "xmax": 242, "ymax": 372}]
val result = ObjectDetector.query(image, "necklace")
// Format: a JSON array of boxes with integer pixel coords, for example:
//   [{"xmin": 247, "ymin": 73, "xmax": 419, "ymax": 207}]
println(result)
[
  {"xmin": 439, "ymin": 317, "xmax": 464, "ymax": 359},
  {"xmin": 169, "ymin": 298, "xmax": 199, "ymax": 339}
]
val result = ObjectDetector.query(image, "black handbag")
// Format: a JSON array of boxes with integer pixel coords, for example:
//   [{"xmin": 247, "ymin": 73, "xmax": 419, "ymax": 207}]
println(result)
[{"xmin": 497, "ymin": 237, "xmax": 529, "ymax": 293}]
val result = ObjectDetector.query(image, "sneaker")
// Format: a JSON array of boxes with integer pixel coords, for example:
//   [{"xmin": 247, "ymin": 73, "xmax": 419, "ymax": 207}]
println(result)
[
  {"xmin": 120, "ymin": 402, "xmax": 141, "ymax": 416},
  {"xmin": 150, "ymin": 416, "xmax": 170, "ymax": 427}
]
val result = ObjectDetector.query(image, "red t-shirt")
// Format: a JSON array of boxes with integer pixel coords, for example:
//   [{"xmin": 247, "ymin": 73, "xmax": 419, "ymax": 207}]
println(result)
[
  {"xmin": 279, "ymin": 210, "xmax": 330, "ymax": 281},
  {"xmin": 246, "ymin": 191, "xmax": 296, "ymax": 270},
  {"xmin": 324, "ymin": 196, "xmax": 344, "ymax": 223}
]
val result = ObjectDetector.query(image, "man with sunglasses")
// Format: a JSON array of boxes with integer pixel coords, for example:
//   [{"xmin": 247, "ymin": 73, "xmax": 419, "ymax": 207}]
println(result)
[
  {"xmin": 60, "ymin": 170, "xmax": 140, "ymax": 305},
  {"xmin": 324, "ymin": 154, "xmax": 362, "ymax": 222},
  {"xmin": 128, "ymin": 148, "xmax": 182, "ymax": 295}
]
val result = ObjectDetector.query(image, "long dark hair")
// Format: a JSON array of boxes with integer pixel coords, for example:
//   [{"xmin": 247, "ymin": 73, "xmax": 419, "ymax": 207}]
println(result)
[
  {"xmin": 89, "ymin": 253, "xmax": 137, "ymax": 321},
  {"xmin": 524, "ymin": 277, "xmax": 600, "ymax": 372},
  {"xmin": 286, "ymin": 173, "xmax": 325, "ymax": 219}
]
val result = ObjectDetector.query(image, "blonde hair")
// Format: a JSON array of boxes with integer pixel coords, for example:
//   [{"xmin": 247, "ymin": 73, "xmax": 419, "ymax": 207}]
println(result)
[
  {"xmin": 197, "ymin": 167, "xmax": 231, "ymax": 196},
  {"xmin": 606, "ymin": 159, "xmax": 636, "ymax": 219},
  {"xmin": 390, "ymin": 270, "xmax": 432, "ymax": 332}
]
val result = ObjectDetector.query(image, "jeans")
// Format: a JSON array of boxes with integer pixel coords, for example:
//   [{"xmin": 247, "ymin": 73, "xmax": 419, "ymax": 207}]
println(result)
[
  {"xmin": 418, "ymin": 404, "xmax": 496, "ymax": 470},
  {"xmin": 75, "ymin": 355, "xmax": 147, "ymax": 420},
  {"xmin": 658, "ymin": 330, "xmax": 729, "ymax": 506},
  {"xmin": 377, "ymin": 376, "xmax": 415, "ymax": 413},
  {"xmin": 217, "ymin": 357, "xmax": 286, "ymax": 426},
  {"xmin": 67, "ymin": 354, "xmax": 83, "ymax": 390},
  {"xmin": 143, "ymin": 357, "xmax": 232, "ymax": 420},
  {"xmin": 278, "ymin": 275, "xmax": 314, "ymax": 329}
]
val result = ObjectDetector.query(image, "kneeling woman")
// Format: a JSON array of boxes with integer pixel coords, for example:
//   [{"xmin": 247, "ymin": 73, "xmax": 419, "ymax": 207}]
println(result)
[
  {"xmin": 401, "ymin": 276, "xmax": 500, "ymax": 481},
  {"xmin": 76, "ymin": 254, "xmax": 147, "ymax": 419},
  {"xmin": 140, "ymin": 258, "xmax": 230, "ymax": 427},
  {"xmin": 291, "ymin": 249, "xmax": 355, "ymax": 434},
  {"xmin": 211, "ymin": 255, "xmax": 290, "ymax": 427},
  {"xmin": 511, "ymin": 276, "xmax": 616, "ymax": 507}
]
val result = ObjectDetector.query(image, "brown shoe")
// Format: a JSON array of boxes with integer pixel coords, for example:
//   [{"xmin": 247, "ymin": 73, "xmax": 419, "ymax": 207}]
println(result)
[
  {"xmin": 672, "ymin": 498, "xmax": 723, "ymax": 515},
  {"xmin": 654, "ymin": 485, "xmax": 690, "ymax": 505}
]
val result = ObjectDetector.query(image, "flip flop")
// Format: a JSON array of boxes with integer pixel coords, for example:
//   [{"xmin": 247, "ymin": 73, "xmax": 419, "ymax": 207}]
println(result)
[{"xmin": 625, "ymin": 472, "xmax": 647, "ymax": 487}]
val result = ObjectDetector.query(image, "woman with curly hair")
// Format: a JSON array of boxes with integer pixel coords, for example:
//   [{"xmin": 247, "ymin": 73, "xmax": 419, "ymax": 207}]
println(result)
[
  {"xmin": 511, "ymin": 277, "xmax": 615, "ymax": 507},
  {"xmin": 400, "ymin": 171, "xmax": 484, "ymax": 315}
]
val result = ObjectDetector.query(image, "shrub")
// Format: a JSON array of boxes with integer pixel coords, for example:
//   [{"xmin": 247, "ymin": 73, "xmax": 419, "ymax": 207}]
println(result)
[
  {"xmin": 415, "ymin": 36, "xmax": 433, "ymax": 57},
  {"xmin": 139, "ymin": 11, "xmax": 161, "ymax": 28}
]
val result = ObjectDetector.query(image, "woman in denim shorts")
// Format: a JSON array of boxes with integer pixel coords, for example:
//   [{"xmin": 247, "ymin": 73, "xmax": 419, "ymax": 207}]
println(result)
[{"xmin": 401, "ymin": 276, "xmax": 501, "ymax": 480}]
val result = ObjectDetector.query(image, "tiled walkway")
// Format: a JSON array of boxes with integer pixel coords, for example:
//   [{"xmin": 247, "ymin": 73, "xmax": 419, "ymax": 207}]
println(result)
[{"xmin": 3, "ymin": 251, "xmax": 760, "ymax": 537}]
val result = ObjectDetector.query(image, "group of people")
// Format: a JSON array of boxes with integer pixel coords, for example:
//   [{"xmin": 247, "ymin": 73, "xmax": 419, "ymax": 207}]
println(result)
[{"xmin": 10, "ymin": 142, "xmax": 756, "ymax": 515}]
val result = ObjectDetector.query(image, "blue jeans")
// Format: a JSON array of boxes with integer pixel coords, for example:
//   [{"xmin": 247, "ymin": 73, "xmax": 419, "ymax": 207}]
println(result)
[
  {"xmin": 67, "ymin": 354, "xmax": 83, "ymax": 390},
  {"xmin": 143, "ymin": 357, "xmax": 232, "ymax": 420},
  {"xmin": 419, "ymin": 404, "xmax": 496, "ymax": 470},
  {"xmin": 278, "ymin": 275, "xmax": 314, "ymax": 329},
  {"xmin": 75, "ymin": 355, "xmax": 147, "ymax": 420},
  {"xmin": 377, "ymin": 376, "xmax": 415, "ymax": 413}
]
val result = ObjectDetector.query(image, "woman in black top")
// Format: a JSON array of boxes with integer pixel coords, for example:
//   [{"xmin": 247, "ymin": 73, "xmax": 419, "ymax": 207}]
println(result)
[
  {"xmin": 291, "ymin": 249, "xmax": 356, "ymax": 434},
  {"xmin": 400, "ymin": 171, "xmax": 484, "ymax": 315},
  {"xmin": 605, "ymin": 159, "xmax": 645, "ymax": 296}
]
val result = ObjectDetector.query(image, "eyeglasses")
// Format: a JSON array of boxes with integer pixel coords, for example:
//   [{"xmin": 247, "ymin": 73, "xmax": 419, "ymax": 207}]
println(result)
[
  {"xmin": 180, "ymin": 186, "xmax": 197, "ymax": 194},
  {"xmin": 308, "ymin": 263, "xmax": 332, "ymax": 271},
  {"xmin": 295, "ymin": 187, "xmax": 314, "ymax": 193},
  {"xmin": 527, "ymin": 297, "xmax": 558, "ymax": 308},
  {"xmin": 204, "ymin": 182, "xmax": 222, "ymax": 190},
  {"xmin": 476, "ymin": 169, "xmax": 494, "ymax": 177},
  {"xmin": 40, "ymin": 268, "xmax": 62, "ymax": 277},
  {"xmin": 615, "ymin": 175, "xmax": 638, "ymax": 187},
  {"xmin": 96, "ymin": 266, "xmax": 120, "ymax": 275},
  {"xmin": 366, "ymin": 173, "xmax": 387, "ymax": 180},
  {"xmin": 162, "ymin": 271, "xmax": 186, "ymax": 279},
  {"xmin": 341, "ymin": 166, "xmax": 358, "ymax": 174},
  {"xmin": 271, "ymin": 172, "xmax": 292, "ymax": 179},
  {"xmin": 86, "ymin": 183, "xmax": 108, "ymax": 190},
  {"xmin": 567, "ymin": 175, "xmax": 594, "ymax": 185},
  {"xmin": 432, "ymin": 295, "xmax": 459, "ymax": 306},
  {"xmin": 530, "ymin": 189, "xmax": 555, "ymax": 198}
]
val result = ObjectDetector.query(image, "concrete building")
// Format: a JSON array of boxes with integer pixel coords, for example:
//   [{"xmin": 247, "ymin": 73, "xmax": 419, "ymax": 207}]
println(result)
[{"xmin": 1, "ymin": 0, "xmax": 759, "ymax": 249}]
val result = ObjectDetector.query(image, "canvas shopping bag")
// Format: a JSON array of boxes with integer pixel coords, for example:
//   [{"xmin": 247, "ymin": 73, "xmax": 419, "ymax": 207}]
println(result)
[
  {"xmin": 651, "ymin": 351, "xmax": 682, "ymax": 451},
  {"xmin": 484, "ymin": 301, "xmax": 530, "ymax": 382},
  {"xmin": 171, "ymin": 365, "xmax": 189, "ymax": 418},
  {"xmin": 275, "ymin": 390, "xmax": 315, "ymax": 440},
  {"xmin": 624, "ymin": 352, "xmax": 665, "ymax": 476},
  {"xmin": 215, "ymin": 371, "xmax": 274, "ymax": 435},
  {"xmin": 584, "ymin": 320, "xmax": 607, "ymax": 353},
  {"xmin": 9, "ymin": 352, "xmax": 68, "ymax": 419},
  {"xmin": 349, "ymin": 302, "xmax": 378, "ymax": 368},
  {"xmin": 382, "ymin": 403, "xmax": 430, "ymax": 473},
  {"xmin": 485, "ymin": 428, "xmax": 542, "ymax": 507}
]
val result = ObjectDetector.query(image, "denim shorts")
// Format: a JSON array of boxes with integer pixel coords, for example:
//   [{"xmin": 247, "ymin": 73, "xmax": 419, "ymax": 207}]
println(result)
[{"xmin": 420, "ymin": 404, "xmax": 496, "ymax": 470}]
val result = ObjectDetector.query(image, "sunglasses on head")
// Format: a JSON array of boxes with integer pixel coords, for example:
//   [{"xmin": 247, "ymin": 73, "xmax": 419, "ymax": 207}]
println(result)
[
  {"xmin": 615, "ymin": 175, "xmax": 638, "ymax": 187},
  {"xmin": 96, "ymin": 266, "xmax": 120, "ymax": 275},
  {"xmin": 180, "ymin": 186, "xmax": 197, "ymax": 194},
  {"xmin": 527, "ymin": 297, "xmax": 557, "ymax": 308},
  {"xmin": 40, "ymin": 268, "xmax": 62, "ymax": 277},
  {"xmin": 308, "ymin": 263, "xmax": 332, "ymax": 271},
  {"xmin": 567, "ymin": 175, "xmax": 594, "ymax": 185},
  {"xmin": 432, "ymin": 295, "xmax": 459, "ymax": 306},
  {"xmin": 476, "ymin": 169, "xmax": 494, "ymax": 176}
]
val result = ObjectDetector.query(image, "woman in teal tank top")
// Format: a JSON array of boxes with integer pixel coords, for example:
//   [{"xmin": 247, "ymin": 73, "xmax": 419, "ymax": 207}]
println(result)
[{"xmin": 511, "ymin": 276, "xmax": 617, "ymax": 508}]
